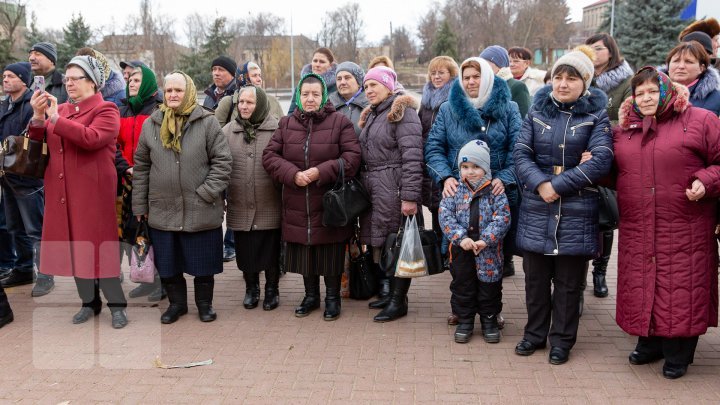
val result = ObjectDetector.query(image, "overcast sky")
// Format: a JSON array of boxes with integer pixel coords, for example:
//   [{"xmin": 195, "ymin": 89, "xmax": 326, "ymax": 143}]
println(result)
[{"xmin": 27, "ymin": 0, "xmax": 595, "ymax": 46}]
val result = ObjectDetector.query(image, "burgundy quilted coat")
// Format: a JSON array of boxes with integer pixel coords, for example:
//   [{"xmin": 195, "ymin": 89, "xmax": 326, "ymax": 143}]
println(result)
[{"xmin": 614, "ymin": 83, "xmax": 720, "ymax": 337}]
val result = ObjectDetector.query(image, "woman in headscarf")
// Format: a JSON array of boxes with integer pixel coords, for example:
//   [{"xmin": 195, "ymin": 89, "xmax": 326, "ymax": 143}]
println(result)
[
  {"xmin": 224, "ymin": 86, "xmax": 282, "ymax": 311},
  {"xmin": 133, "ymin": 71, "xmax": 232, "ymax": 324},
  {"xmin": 215, "ymin": 61, "xmax": 284, "ymax": 127}
]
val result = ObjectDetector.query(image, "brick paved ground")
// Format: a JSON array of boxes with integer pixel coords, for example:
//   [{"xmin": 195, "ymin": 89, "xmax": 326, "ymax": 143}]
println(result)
[{"xmin": 1, "ymin": 232, "xmax": 719, "ymax": 404}]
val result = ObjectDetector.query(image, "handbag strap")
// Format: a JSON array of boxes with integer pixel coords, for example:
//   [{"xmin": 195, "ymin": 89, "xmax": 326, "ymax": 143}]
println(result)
[
  {"xmin": 333, "ymin": 158, "xmax": 345, "ymax": 188},
  {"xmin": 134, "ymin": 217, "xmax": 150, "ymax": 244}
]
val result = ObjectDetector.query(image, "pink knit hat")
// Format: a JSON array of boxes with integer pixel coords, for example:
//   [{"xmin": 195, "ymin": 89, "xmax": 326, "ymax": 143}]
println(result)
[{"xmin": 363, "ymin": 66, "xmax": 397, "ymax": 92}]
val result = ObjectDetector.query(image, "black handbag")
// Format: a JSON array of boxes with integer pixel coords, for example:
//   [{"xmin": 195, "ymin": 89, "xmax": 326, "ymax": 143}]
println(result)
[
  {"xmin": 348, "ymin": 238, "xmax": 378, "ymax": 299},
  {"xmin": 322, "ymin": 158, "xmax": 370, "ymax": 227},
  {"xmin": 380, "ymin": 215, "xmax": 444, "ymax": 276},
  {"xmin": 0, "ymin": 129, "xmax": 49, "ymax": 179},
  {"xmin": 598, "ymin": 186, "xmax": 619, "ymax": 232}
]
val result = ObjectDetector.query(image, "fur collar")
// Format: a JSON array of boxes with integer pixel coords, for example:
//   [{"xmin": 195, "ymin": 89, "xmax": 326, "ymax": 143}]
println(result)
[
  {"xmin": 658, "ymin": 65, "xmax": 720, "ymax": 103},
  {"xmin": 618, "ymin": 82, "xmax": 691, "ymax": 129},
  {"xmin": 447, "ymin": 75, "xmax": 512, "ymax": 130},
  {"xmin": 421, "ymin": 79, "xmax": 454, "ymax": 111},
  {"xmin": 358, "ymin": 94, "xmax": 419, "ymax": 128},
  {"xmin": 594, "ymin": 60, "xmax": 634, "ymax": 93},
  {"xmin": 532, "ymin": 85, "xmax": 608, "ymax": 119},
  {"xmin": 300, "ymin": 63, "xmax": 338, "ymax": 89}
]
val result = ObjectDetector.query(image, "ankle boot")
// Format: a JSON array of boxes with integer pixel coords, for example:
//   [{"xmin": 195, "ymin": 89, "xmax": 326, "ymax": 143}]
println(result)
[
  {"xmin": 323, "ymin": 276, "xmax": 342, "ymax": 321},
  {"xmin": 194, "ymin": 277, "xmax": 217, "ymax": 322},
  {"xmin": 263, "ymin": 267, "xmax": 280, "ymax": 311},
  {"xmin": 373, "ymin": 277, "xmax": 410, "ymax": 322},
  {"xmin": 454, "ymin": 322, "xmax": 474, "ymax": 343},
  {"xmin": 369, "ymin": 277, "xmax": 392, "ymax": 309},
  {"xmin": 295, "ymin": 275, "xmax": 320, "ymax": 317},
  {"xmin": 243, "ymin": 272, "xmax": 261, "ymax": 309},
  {"xmin": 0, "ymin": 285, "xmax": 14, "ymax": 328},
  {"xmin": 480, "ymin": 314, "xmax": 501, "ymax": 343},
  {"xmin": 160, "ymin": 275, "xmax": 188, "ymax": 324}
]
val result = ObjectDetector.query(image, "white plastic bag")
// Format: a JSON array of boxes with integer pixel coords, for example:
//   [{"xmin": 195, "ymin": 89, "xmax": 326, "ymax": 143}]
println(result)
[{"xmin": 395, "ymin": 215, "xmax": 428, "ymax": 278}]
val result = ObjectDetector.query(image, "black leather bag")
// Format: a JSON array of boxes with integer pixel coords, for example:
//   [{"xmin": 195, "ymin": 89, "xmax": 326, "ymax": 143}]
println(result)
[
  {"xmin": 0, "ymin": 129, "xmax": 49, "ymax": 179},
  {"xmin": 598, "ymin": 186, "xmax": 619, "ymax": 232},
  {"xmin": 322, "ymin": 159, "xmax": 370, "ymax": 227},
  {"xmin": 348, "ymin": 239, "xmax": 378, "ymax": 299},
  {"xmin": 380, "ymin": 215, "xmax": 444, "ymax": 276}
]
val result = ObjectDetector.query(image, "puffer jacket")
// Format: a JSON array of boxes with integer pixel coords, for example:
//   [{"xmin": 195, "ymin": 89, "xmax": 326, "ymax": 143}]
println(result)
[
  {"xmin": 614, "ymin": 84, "xmax": 720, "ymax": 337},
  {"xmin": 513, "ymin": 86, "xmax": 613, "ymax": 256},
  {"xmin": 328, "ymin": 90, "xmax": 368, "ymax": 136},
  {"xmin": 224, "ymin": 114, "xmax": 281, "ymax": 231},
  {"xmin": 593, "ymin": 60, "xmax": 633, "ymax": 123},
  {"xmin": 132, "ymin": 106, "xmax": 232, "ymax": 232},
  {"xmin": 117, "ymin": 93, "xmax": 160, "ymax": 165},
  {"xmin": 101, "ymin": 70, "xmax": 127, "ymax": 107},
  {"xmin": 262, "ymin": 102, "xmax": 361, "ymax": 245},
  {"xmin": 357, "ymin": 94, "xmax": 424, "ymax": 247},
  {"xmin": 425, "ymin": 76, "xmax": 522, "ymax": 206}
]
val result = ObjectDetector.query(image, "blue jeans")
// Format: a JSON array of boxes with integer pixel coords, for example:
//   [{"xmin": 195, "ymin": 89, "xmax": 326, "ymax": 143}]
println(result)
[
  {"xmin": 224, "ymin": 228, "xmax": 235, "ymax": 252},
  {"xmin": 1, "ymin": 181, "xmax": 50, "ymax": 279},
  {"xmin": 0, "ymin": 196, "xmax": 16, "ymax": 269}
]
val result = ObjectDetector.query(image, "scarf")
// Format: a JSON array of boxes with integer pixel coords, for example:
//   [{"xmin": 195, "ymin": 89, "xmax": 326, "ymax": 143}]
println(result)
[
  {"xmin": 127, "ymin": 65, "xmax": 158, "ymax": 114},
  {"xmin": 295, "ymin": 72, "xmax": 328, "ymax": 112},
  {"xmin": 632, "ymin": 66, "xmax": 676, "ymax": 122},
  {"xmin": 235, "ymin": 86, "xmax": 270, "ymax": 143},
  {"xmin": 460, "ymin": 57, "xmax": 495, "ymax": 109},
  {"xmin": 159, "ymin": 71, "xmax": 197, "ymax": 153},
  {"xmin": 421, "ymin": 79, "xmax": 453, "ymax": 110}
]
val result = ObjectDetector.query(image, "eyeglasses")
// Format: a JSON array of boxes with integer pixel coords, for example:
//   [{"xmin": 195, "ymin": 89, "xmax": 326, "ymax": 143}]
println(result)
[
  {"xmin": 62, "ymin": 76, "xmax": 87, "ymax": 84},
  {"xmin": 591, "ymin": 46, "xmax": 608, "ymax": 52},
  {"xmin": 430, "ymin": 70, "xmax": 449, "ymax": 77},
  {"xmin": 510, "ymin": 59, "xmax": 529, "ymax": 64}
]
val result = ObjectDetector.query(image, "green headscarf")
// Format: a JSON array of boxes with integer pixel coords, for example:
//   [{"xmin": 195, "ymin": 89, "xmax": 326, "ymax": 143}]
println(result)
[
  {"xmin": 235, "ymin": 86, "xmax": 270, "ymax": 143},
  {"xmin": 158, "ymin": 71, "xmax": 197, "ymax": 153},
  {"xmin": 295, "ymin": 72, "xmax": 328, "ymax": 112},
  {"xmin": 127, "ymin": 65, "xmax": 158, "ymax": 114}
]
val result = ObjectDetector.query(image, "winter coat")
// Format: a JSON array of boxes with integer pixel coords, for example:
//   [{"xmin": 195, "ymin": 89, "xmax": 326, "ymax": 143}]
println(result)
[
  {"xmin": 506, "ymin": 78, "xmax": 530, "ymax": 118},
  {"xmin": 132, "ymin": 106, "xmax": 232, "ymax": 233},
  {"xmin": 614, "ymin": 84, "xmax": 720, "ymax": 337},
  {"xmin": 517, "ymin": 66, "xmax": 546, "ymax": 97},
  {"xmin": 202, "ymin": 81, "xmax": 237, "ymax": 111},
  {"xmin": 215, "ymin": 90, "xmax": 284, "ymax": 127},
  {"xmin": 357, "ymin": 94, "xmax": 424, "ymax": 247},
  {"xmin": 117, "ymin": 93, "xmax": 159, "ymax": 165},
  {"xmin": 418, "ymin": 80, "xmax": 453, "ymax": 210},
  {"xmin": 28, "ymin": 93, "xmax": 120, "ymax": 279},
  {"xmin": 224, "ymin": 114, "xmax": 281, "ymax": 231},
  {"xmin": 45, "ymin": 69, "xmax": 68, "ymax": 104},
  {"xmin": 0, "ymin": 89, "xmax": 43, "ymax": 189},
  {"xmin": 438, "ymin": 181, "xmax": 511, "ymax": 282},
  {"xmin": 513, "ymin": 86, "xmax": 613, "ymax": 256},
  {"xmin": 328, "ymin": 90, "xmax": 369, "ymax": 136},
  {"xmin": 101, "ymin": 70, "xmax": 127, "ymax": 108},
  {"xmin": 593, "ymin": 60, "xmax": 633, "ymax": 123},
  {"xmin": 262, "ymin": 102, "xmax": 361, "ymax": 245},
  {"xmin": 288, "ymin": 64, "xmax": 337, "ymax": 114},
  {"xmin": 660, "ymin": 65, "xmax": 720, "ymax": 116},
  {"xmin": 425, "ymin": 76, "xmax": 523, "ymax": 206}
]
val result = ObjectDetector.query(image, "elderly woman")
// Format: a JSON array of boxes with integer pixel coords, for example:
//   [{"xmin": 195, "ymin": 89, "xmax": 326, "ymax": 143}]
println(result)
[
  {"xmin": 328, "ymin": 61, "xmax": 368, "ymax": 136},
  {"xmin": 263, "ymin": 73, "xmax": 360, "ymax": 321},
  {"xmin": 215, "ymin": 61, "xmax": 284, "ymax": 127},
  {"xmin": 664, "ymin": 41, "xmax": 720, "ymax": 115},
  {"xmin": 513, "ymin": 46, "xmax": 613, "ymax": 365},
  {"xmin": 29, "ymin": 55, "xmax": 127, "ymax": 328},
  {"xmin": 224, "ymin": 86, "xmax": 281, "ymax": 311},
  {"xmin": 133, "ymin": 71, "xmax": 232, "ymax": 324},
  {"xmin": 425, "ymin": 57, "xmax": 522, "ymax": 339},
  {"xmin": 357, "ymin": 66, "xmax": 424, "ymax": 323},
  {"xmin": 614, "ymin": 67, "xmax": 720, "ymax": 379},
  {"xmin": 287, "ymin": 48, "xmax": 337, "ymax": 114}
]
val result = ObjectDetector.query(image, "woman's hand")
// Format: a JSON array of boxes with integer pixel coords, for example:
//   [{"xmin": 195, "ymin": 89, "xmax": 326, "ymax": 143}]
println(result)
[
  {"xmin": 46, "ymin": 95, "xmax": 58, "ymax": 119},
  {"xmin": 460, "ymin": 238, "xmax": 475, "ymax": 251},
  {"xmin": 305, "ymin": 167, "xmax": 320, "ymax": 182},
  {"xmin": 491, "ymin": 178, "xmax": 505, "ymax": 196},
  {"xmin": 686, "ymin": 179, "xmax": 706, "ymax": 201},
  {"xmin": 537, "ymin": 182, "xmax": 560, "ymax": 203},
  {"xmin": 443, "ymin": 177, "xmax": 459, "ymax": 198},
  {"xmin": 30, "ymin": 90, "xmax": 48, "ymax": 120},
  {"xmin": 401, "ymin": 200, "xmax": 417, "ymax": 216},
  {"xmin": 136, "ymin": 214, "xmax": 147, "ymax": 222},
  {"xmin": 294, "ymin": 171, "xmax": 312, "ymax": 187},
  {"xmin": 580, "ymin": 151, "xmax": 592, "ymax": 164}
]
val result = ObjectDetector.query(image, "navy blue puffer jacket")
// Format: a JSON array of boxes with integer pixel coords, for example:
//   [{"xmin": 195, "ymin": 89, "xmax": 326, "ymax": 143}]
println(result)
[{"xmin": 513, "ymin": 85, "xmax": 613, "ymax": 256}]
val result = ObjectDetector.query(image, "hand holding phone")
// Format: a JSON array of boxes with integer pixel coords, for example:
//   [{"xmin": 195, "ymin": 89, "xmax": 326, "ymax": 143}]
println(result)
[{"xmin": 31, "ymin": 76, "xmax": 45, "ymax": 93}]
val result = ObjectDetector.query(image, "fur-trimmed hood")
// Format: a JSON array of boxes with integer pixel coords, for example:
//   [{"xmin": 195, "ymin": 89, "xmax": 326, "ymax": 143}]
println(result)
[
  {"xmin": 594, "ymin": 60, "xmax": 634, "ymax": 93},
  {"xmin": 658, "ymin": 64, "xmax": 720, "ymax": 103},
  {"xmin": 358, "ymin": 94, "xmax": 419, "ymax": 128},
  {"xmin": 617, "ymin": 82, "xmax": 691, "ymax": 129},
  {"xmin": 531, "ymin": 85, "xmax": 608, "ymax": 119},
  {"xmin": 447, "ymin": 75, "xmax": 513, "ymax": 131}
]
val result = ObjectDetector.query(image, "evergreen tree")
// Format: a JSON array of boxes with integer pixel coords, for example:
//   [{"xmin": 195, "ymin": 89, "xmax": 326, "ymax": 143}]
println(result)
[
  {"xmin": 57, "ymin": 13, "xmax": 92, "ymax": 69},
  {"xmin": 607, "ymin": 0, "xmax": 692, "ymax": 68},
  {"xmin": 177, "ymin": 17, "xmax": 233, "ymax": 90},
  {"xmin": 432, "ymin": 19, "xmax": 458, "ymax": 60},
  {"xmin": 24, "ymin": 11, "xmax": 47, "ymax": 46}
]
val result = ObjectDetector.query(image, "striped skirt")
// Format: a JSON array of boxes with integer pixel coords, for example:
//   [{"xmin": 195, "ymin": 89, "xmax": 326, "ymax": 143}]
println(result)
[{"xmin": 285, "ymin": 242, "xmax": 346, "ymax": 277}]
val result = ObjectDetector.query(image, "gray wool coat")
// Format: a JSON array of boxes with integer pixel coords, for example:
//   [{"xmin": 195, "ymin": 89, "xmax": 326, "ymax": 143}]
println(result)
[
  {"xmin": 132, "ymin": 106, "xmax": 232, "ymax": 232},
  {"xmin": 223, "ymin": 114, "xmax": 281, "ymax": 231}
]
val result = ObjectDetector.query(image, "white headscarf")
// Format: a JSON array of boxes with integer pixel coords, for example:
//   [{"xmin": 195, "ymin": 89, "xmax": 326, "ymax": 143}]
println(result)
[{"xmin": 460, "ymin": 57, "xmax": 495, "ymax": 109}]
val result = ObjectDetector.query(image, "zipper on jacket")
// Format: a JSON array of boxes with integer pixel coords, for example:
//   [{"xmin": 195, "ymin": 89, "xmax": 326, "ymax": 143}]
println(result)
[
  {"xmin": 570, "ymin": 121, "xmax": 593, "ymax": 137},
  {"xmin": 533, "ymin": 116, "xmax": 551, "ymax": 135},
  {"xmin": 304, "ymin": 120, "xmax": 313, "ymax": 245}
]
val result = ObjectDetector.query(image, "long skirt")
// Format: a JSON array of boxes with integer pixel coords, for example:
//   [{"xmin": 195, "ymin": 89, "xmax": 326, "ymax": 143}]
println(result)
[
  {"xmin": 285, "ymin": 241, "xmax": 345, "ymax": 277},
  {"xmin": 149, "ymin": 227, "xmax": 223, "ymax": 278},
  {"xmin": 233, "ymin": 229, "xmax": 281, "ymax": 273}
]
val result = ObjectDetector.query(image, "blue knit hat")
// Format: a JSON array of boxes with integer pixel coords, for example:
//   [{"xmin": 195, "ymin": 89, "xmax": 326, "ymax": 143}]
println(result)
[
  {"xmin": 480, "ymin": 45, "xmax": 510, "ymax": 69},
  {"xmin": 4, "ymin": 62, "xmax": 32, "ymax": 87}
]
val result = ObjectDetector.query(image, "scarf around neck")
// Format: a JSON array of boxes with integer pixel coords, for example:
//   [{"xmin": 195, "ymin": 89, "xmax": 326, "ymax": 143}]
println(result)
[
  {"xmin": 421, "ymin": 79, "xmax": 454, "ymax": 110},
  {"xmin": 127, "ymin": 65, "xmax": 158, "ymax": 114},
  {"xmin": 159, "ymin": 71, "xmax": 197, "ymax": 153},
  {"xmin": 235, "ymin": 86, "xmax": 270, "ymax": 143}
]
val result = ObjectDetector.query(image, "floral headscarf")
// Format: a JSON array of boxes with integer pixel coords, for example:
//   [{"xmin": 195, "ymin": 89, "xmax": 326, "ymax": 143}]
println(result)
[{"xmin": 632, "ymin": 66, "xmax": 676, "ymax": 121}]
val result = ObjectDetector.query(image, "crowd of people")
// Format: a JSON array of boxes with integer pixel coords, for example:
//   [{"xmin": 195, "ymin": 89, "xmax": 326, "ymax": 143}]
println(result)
[{"xmin": 1, "ymin": 16, "xmax": 720, "ymax": 380}]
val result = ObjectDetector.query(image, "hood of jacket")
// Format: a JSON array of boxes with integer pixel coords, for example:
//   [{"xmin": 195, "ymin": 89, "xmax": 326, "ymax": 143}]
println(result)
[
  {"xmin": 531, "ymin": 85, "xmax": 609, "ymax": 119},
  {"xmin": 447, "ymin": 75, "xmax": 513, "ymax": 131},
  {"xmin": 594, "ymin": 60, "xmax": 634, "ymax": 93},
  {"xmin": 357, "ymin": 94, "xmax": 420, "ymax": 128},
  {"xmin": 618, "ymin": 81, "xmax": 691, "ymax": 129}
]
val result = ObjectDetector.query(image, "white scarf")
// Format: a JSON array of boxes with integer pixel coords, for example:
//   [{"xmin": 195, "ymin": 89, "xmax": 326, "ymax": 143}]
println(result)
[{"xmin": 460, "ymin": 57, "xmax": 495, "ymax": 109}]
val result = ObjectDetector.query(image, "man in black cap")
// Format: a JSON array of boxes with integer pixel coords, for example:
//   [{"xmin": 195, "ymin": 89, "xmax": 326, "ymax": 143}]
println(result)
[
  {"xmin": 28, "ymin": 42, "xmax": 67, "ymax": 104},
  {"xmin": 202, "ymin": 56, "xmax": 237, "ymax": 111},
  {"xmin": 0, "ymin": 62, "xmax": 54, "ymax": 297}
]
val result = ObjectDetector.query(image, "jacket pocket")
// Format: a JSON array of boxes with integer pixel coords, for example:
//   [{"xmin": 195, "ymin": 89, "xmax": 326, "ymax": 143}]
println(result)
[
  {"xmin": 533, "ymin": 117, "xmax": 552, "ymax": 135},
  {"xmin": 190, "ymin": 195, "xmax": 224, "ymax": 230}
]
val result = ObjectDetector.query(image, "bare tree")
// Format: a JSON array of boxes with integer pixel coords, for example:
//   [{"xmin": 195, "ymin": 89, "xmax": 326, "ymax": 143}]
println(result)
[
  {"xmin": 185, "ymin": 12, "xmax": 210, "ymax": 52},
  {"xmin": 417, "ymin": 7, "xmax": 439, "ymax": 63},
  {"xmin": 0, "ymin": 0, "xmax": 26, "ymax": 56},
  {"xmin": 316, "ymin": 3, "xmax": 365, "ymax": 61}
]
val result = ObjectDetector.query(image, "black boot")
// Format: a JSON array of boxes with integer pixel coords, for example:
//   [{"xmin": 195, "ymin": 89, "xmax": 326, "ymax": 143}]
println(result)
[
  {"xmin": 373, "ymin": 277, "xmax": 410, "ymax": 322},
  {"xmin": 369, "ymin": 277, "xmax": 391, "ymax": 309},
  {"xmin": 454, "ymin": 322, "xmax": 474, "ymax": 343},
  {"xmin": 591, "ymin": 230, "xmax": 612, "ymax": 298},
  {"xmin": 263, "ymin": 267, "xmax": 280, "ymax": 311},
  {"xmin": 502, "ymin": 255, "xmax": 515, "ymax": 278},
  {"xmin": 295, "ymin": 275, "xmax": 320, "ymax": 317},
  {"xmin": 160, "ymin": 275, "xmax": 188, "ymax": 324},
  {"xmin": 0, "ymin": 285, "xmax": 13, "ymax": 328},
  {"xmin": 242, "ymin": 272, "xmax": 261, "ymax": 309},
  {"xmin": 194, "ymin": 276, "xmax": 217, "ymax": 322},
  {"xmin": 147, "ymin": 274, "xmax": 166, "ymax": 302},
  {"xmin": 323, "ymin": 276, "xmax": 342, "ymax": 321},
  {"xmin": 480, "ymin": 314, "xmax": 501, "ymax": 343}
]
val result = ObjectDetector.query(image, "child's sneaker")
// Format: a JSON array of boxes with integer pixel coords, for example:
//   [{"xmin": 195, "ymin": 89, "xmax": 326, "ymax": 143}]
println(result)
[{"xmin": 454, "ymin": 323, "xmax": 474, "ymax": 343}]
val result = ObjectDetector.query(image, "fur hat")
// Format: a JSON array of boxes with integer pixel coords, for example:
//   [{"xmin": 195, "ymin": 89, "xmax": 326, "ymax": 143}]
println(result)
[
  {"xmin": 679, "ymin": 18, "xmax": 720, "ymax": 42},
  {"xmin": 552, "ymin": 45, "xmax": 596, "ymax": 95}
]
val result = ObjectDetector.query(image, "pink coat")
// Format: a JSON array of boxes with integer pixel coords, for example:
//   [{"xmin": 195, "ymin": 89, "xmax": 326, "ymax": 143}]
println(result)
[
  {"xmin": 613, "ymin": 84, "xmax": 720, "ymax": 337},
  {"xmin": 29, "ymin": 93, "xmax": 121, "ymax": 279}
]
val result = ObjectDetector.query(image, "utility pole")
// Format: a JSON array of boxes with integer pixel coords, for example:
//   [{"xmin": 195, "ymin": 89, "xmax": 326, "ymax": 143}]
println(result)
[
  {"xmin": 389, "ymin": 21, "xmax": 393, "ymax": 61},
  {"xmin": 610, "ymin": 0, "xmax": 616, "ymax": 36},
  {"xmin": 290, "ymin": 11, "xmax": 295, "ymax": 95}
]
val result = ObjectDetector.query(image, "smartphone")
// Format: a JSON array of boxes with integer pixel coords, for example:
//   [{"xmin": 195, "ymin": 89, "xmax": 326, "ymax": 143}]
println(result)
[{"xmin": 31, "ymin": 76, "xmax": 45, "ymax": 93}]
